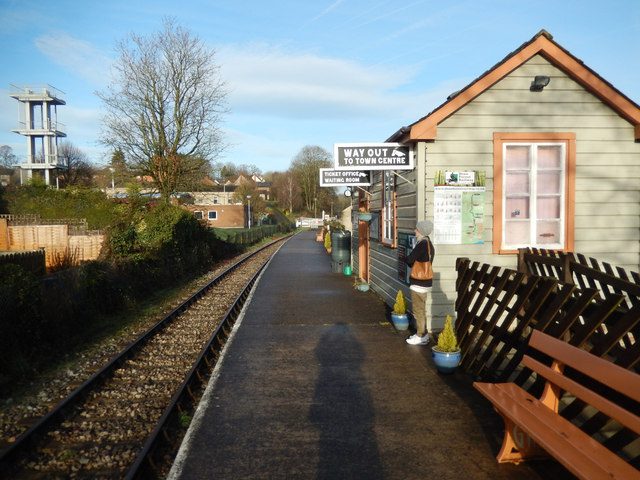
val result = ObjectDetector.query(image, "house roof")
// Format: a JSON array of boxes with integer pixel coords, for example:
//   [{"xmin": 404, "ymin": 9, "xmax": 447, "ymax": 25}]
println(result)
[{"xmin": 388, "ymin": 30, "xmax": 640, "ymax": 142}]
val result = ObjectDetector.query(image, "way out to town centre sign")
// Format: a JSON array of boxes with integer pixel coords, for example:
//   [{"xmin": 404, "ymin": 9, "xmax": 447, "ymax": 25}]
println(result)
[
  {"xmin": 319, "ymin": 168, "xmax": 370, "ymax": 187},
  {"xmin": 333, "ymin": 143, "xmax": 413, "ymax": 170}
]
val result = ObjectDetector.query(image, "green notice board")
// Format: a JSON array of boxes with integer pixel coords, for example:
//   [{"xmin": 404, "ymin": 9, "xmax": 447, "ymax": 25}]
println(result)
[{"xmin": 397, "ymin": 232, "xmax": 418, "ymax": 284}]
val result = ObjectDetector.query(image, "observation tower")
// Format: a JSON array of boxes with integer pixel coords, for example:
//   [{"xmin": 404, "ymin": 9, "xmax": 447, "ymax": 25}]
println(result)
[{"xmin": 9, "ymin": 84, "xmax": 67, "ymax": 186}]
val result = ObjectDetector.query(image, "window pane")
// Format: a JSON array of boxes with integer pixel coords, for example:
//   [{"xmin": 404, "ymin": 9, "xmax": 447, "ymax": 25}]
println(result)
[
  {"xmin": 538, "ymin": 146, "xmax": 562, "ymax": 168},
  {"xmin": 536, "ymin": 220, "xmax": 560, "ymax": 244},
  {"xmin": 506, "ymin": 172, "xmax": 530, "ymax": 194},
  {"xmin": 505, "ymin": 221, "xmax": 529, "ymax": 244},
  {"xmin": 382, "ymin": 170, "xmax": 395, "ymax": 244},
  {"xmin": 505, "ymin": 197, "xmax": 529, "ymax": 219},
  {"xmin": 500, "ymin": 140, "xmax": 568, "ymax": 251},
  {"xmin": 536, "ymin": 196, "xmax": 560, "ymax": 219},
  {"xmin": 537, "ymin": 171, "xmax": 561, "ymax": 194},
  {"xmin": 505, "ymin": 145, "xmax": 530, "ymax": 169}
]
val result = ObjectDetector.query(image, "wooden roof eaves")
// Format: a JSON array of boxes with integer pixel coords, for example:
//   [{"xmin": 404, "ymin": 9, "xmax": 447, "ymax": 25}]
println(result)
[{"xmin": 408, "ymin": 34, "xmax": 640, "ymax": 142}]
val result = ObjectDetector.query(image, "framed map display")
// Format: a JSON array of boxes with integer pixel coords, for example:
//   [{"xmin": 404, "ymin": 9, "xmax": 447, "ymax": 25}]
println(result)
[{"xmin": 433, "ymin": 186, "xmax": 485, "ymax": 245}]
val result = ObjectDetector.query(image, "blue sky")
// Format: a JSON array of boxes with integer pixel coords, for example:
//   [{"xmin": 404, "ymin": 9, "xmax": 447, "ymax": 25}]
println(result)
[{"xmin": 1, "ymin": 0, "xmax": 639, "ymax": 174}]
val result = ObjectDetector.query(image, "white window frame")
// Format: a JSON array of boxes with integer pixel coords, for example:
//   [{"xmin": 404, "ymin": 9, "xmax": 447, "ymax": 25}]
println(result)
[
  {"xmin": 502, "ymin": 142, "xmax": 566, "ymax": 251},
  {"xmin": 382, "ymin": 170, "xmax": 396, "ymax": 246},
  {"xmin": 208, "ymin": 210, "xmax": 217, "ymax": 221},
  {"xmin": 493, "ymin": 132, "xmax": 575, "ymax": 254},
  {"xmin": 193, "ymin": 210, "xmax": 203, "ymax": 220}
]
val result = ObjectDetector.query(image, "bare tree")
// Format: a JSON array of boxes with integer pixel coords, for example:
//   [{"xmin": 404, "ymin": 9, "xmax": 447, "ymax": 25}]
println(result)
[
  {"xmin": 232, "ymin": 181, "xmax": 263, "ymax": 222},
  {"xmin": 0, "ymin": 145, "xmax": 16, "ymax": 168},
  {"xmin": 271, "ymin": 170, "xmax": 301, "ymax": 213},
  {"xmin": 236, "ymin": 163, "xmax": 261, "ymax": 176},
  {"xmin": 176, "ymin": 155, "xmax": 212, "ymax": 191},
  {"xmin": 97, "ymin": 18, "xmax": 228, "ymax": 202},
  {"xmin": 57, "ymin": 142, "xmax": 94, "ymax": 187},
  {"xmin": 291, "ymin": 145, "xmax": 332, "ymax": 211}
]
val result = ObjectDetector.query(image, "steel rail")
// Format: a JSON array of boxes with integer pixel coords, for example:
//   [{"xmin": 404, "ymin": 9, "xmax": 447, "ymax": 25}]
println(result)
[
  {"xmin": 0, "ymin": 236, "xmax": 288, "ymax": 473},
  {"xmin": 125, "ymin": 245, "xmax": 275, "ymax": 479}
]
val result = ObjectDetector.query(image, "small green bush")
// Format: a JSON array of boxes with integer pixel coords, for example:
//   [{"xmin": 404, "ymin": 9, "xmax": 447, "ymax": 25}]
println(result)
[
  {"xmin": 436, "ymin": 315, "xmax": 459, "ymax": 352},
  {"xmin": 393, "ymin": 290, "xmax": 407, "ymax": 314},
  {"xmin": 3, "ymin": 185, "xmax": 118, "ymax": 229},
  {"xmin": 324, "ymin": 231, "xmax": 332, "ymax": 249},
  {"xmin": 323, "ymin": 218, "xmax": 344, "ymax": 231}
]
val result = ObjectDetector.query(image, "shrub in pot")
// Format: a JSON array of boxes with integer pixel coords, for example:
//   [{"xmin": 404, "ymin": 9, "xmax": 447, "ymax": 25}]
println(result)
[
  {"xmin": 390, "ymin": 290, "xmax": 409, "ymax": 331},
  {"xmin": 432, "ymin": 315, "xmax": 461, "ymax": 374},
  {"xmin": 324, "ymin": 230, "xmax": 332, "ymax": 253}
]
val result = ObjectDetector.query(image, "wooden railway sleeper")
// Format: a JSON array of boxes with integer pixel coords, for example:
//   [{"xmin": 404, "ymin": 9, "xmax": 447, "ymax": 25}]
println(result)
[{"xmin": 187, "ymin": 385, "xmax": 197, "ymax": 403}]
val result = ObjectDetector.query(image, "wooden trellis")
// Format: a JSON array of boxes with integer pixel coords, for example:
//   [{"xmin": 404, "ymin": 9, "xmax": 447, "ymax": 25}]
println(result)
[{"xmin": 455, "ymin": 248, "xmax": 640, "ymax": 468}]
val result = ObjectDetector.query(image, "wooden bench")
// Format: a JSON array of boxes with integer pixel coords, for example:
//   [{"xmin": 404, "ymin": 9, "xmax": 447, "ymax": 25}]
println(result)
[{"xmin": 473, "ymin": 329, "xmax": 640, "ymax": 480}]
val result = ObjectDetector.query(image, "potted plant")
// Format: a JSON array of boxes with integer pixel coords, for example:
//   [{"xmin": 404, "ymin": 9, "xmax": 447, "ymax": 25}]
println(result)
[
  {"xmin": 390, "ymin": 290, "xmax": 409, "ymax": 331},
  {"xmin": 353, "ymin": 277, "xmax": 370, "ymax": 292},
  {"xmin": 357, "ymin": 210, "xmax": 373, "ymax": 222},
  {"xmin": 324, "ymin": 230, "xmax": 332, "ymax": 253},
  {"xmin": 432, "ymin": 315, "xmax": 461, "ymax": 374}
]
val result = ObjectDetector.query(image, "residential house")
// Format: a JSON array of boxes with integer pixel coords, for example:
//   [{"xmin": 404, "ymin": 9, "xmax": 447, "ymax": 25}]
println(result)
[{"xmin": 180, "ymin": 191, "xmax": 247, "ymax": 228}]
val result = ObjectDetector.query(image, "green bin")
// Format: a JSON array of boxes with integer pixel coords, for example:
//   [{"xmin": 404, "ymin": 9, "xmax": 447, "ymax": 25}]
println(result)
[{"xmin": 330, "ymin": 231, "xmax": 351, "ymax": 264}]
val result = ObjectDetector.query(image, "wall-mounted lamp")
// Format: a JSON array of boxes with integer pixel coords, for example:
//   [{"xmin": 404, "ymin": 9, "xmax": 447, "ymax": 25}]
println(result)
[{"xmin": 530, "ymin": 75, "xmax": 550, "ymax": 92}]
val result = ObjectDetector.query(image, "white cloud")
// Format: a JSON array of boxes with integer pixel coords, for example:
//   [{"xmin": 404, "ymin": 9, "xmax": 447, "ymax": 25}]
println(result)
[
  {"xmin": 34, "ymin": 32, "xmax": 112, "ymax": 87},
  {"xmin": 221, "ymin": 127, "xmax": 297, "ymax": 172},
  {"xmin": 64, "ymin": 105, "xmax": 101, "ymax": 140},
  {"xmin": 217, "ymin": 44, "xmax": 428, "ymax": 120},
  {"xmin": 211, "ymin": 43, "xmax": 471, "ymax": 171}
]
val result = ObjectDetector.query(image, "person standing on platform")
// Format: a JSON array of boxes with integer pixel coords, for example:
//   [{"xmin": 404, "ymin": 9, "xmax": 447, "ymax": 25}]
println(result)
[{"xmin": 405, "ymin": 220, "xmax": 435, "ymax": 345}]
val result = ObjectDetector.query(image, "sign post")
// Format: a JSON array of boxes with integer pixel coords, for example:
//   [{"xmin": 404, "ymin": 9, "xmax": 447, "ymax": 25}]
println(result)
[{"xmin": 333, "ymin": 143, "xmax": 413, "ymax": 170}]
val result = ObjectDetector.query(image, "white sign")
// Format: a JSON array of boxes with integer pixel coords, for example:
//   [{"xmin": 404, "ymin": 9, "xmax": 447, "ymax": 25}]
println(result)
[
  {"xmin": 334, "ymin": 143, "xmax": 413, "ymax": 170},
  {"xmin": 445, "ymin": 171, "xmax": 475, "ymax": 185},
  {"xmin": 319, "ymin": 168, "xmax": 371, "ymax": 186}
]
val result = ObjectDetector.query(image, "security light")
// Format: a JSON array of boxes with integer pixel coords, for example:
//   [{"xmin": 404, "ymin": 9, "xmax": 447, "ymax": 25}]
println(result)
[{"xmin": 530, "ymin": 75, "xmax": 550, "ymax": 92}]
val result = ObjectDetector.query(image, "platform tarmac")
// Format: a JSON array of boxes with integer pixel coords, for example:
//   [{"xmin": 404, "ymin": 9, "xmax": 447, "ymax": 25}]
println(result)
[{"xmin": 168, "ymin": 230, "xmax": 573, "ymax": 480}]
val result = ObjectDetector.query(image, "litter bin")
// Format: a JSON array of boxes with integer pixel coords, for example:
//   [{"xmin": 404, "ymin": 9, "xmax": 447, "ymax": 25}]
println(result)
[{"xmin": 331, "ymin": 230, "xmax": 351, "ymax": 264}]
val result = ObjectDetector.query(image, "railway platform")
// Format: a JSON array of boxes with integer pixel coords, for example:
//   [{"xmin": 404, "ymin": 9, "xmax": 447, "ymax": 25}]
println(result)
[{"xmin": 168, "ymin": 230, "xmax": 571, "ymax": 480}]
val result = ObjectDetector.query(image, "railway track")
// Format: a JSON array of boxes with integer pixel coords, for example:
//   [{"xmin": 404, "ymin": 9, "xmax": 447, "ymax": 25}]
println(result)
[{"xmin": 0, "ymin": 235, "xmax": 290, "ymax": 479}]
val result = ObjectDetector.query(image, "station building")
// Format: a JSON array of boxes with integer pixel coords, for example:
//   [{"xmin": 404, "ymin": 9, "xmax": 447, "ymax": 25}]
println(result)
[{"xmin": 350, "ymin": 30, "xmax": 640, "ymax": 329}]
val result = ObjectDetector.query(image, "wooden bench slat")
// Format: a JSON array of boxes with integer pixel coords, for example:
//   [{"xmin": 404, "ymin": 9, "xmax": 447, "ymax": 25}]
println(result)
[
  {"xmin": 528, "ymin": 329, "xmax": 640, "ymax": 403},
  {"xmin": 522, "ymin": 355, "xmax": 640, "ymax": 436},
  {"xmin": 474, "ymin": 382, "xmax": 640, "ymax": 480}
]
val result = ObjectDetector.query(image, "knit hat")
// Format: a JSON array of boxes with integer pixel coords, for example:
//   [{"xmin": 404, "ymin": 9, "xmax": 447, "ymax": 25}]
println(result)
[{"xmin": 416, "ymin": 220, "xmax": 433, "ymax": 236}]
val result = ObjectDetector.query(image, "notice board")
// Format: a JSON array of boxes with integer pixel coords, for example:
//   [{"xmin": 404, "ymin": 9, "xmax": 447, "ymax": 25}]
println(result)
[{"xmin": 433, "ymin": 186, "xmax": 485, "ymax": 245}]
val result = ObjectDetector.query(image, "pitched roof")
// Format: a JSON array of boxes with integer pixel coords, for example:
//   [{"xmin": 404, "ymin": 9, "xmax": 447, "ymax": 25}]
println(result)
[{"xmin": 388, "ymin": 30, "xmax": 640, "ymax": 142}]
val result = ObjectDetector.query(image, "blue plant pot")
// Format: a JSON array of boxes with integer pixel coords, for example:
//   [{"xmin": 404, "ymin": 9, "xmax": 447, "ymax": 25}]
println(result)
[
  {"xmin": 358, "ymin": 212, "xmax": 373, "ymax": 222},
  {"xmin": 390, "ymin": 313, "xmax": 409, "ymax": 331},
  {"xmin": 432, "ymin": 348, "xmax": 461, "ymax": 374}
]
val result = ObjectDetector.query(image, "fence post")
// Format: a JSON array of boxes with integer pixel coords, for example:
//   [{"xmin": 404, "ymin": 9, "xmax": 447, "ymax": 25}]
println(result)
[
  {"xmin": 562, "ymin": 253, "xmax": 573, "ymax": 284},
  {"xmin": 517, "ymin": 248, "xmax": 527, "ymax": 274}
]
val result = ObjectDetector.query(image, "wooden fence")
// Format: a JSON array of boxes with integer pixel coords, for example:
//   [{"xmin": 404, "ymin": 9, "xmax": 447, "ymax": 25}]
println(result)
[
  {"xmin": 455, "ymin": 248, "xmax": 639, "ymax": 468},
  {"xmin": 211, "ymin": 224, "xmax": 293, "ymax": 245},
  {"xmin": 1, "ymin": 215, "xmax": 104, "ymax": 270},
  {"xmin": 0, "ymin": 249, "xmax": 46, "ymax": 276}
]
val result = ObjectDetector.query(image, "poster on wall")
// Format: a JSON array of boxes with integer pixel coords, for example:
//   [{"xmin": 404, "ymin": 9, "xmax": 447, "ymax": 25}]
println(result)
[{"xmin": 433, "ymin": 186, "xmax": 485, "ymax": 244}]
